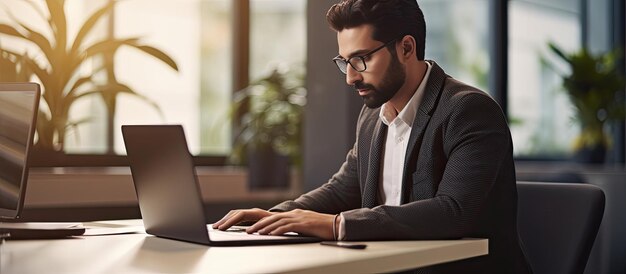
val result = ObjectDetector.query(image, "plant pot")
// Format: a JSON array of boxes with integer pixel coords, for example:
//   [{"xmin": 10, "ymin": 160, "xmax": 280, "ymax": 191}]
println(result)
[
  {"xmin": 247, "ymin": 147, "xmax": 290, "ymax": 190},
  {"xmin": 573, "ymin": 144, "xmax": 606, "ymax": 164}
]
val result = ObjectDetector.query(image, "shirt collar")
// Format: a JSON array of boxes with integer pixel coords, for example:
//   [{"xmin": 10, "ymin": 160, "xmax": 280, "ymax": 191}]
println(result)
[{"xmin": 380, "ymin": 61, "xmax": 433, "ymax": 127}]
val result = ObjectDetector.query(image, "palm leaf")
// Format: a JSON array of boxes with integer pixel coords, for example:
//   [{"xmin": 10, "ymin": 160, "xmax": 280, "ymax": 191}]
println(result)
[
  {"xmin": 134, "ymin": 45, "xmax": 179, "ymax": 71},
  {"xmin": 20, "ymin": 0, "xmax": 48, "ymax": 21},
  {"xmin": 1, "ymin": 0, "xmax": 178, "ymax": 152},
  {"xmin": 22, "ymin": 57, "xmax": 52, "ymax": 95},
  {"xmin": 21, "ymin": 56, "xmax": 62, "ymax": 117},
  {"xmin": 69, "ymin": 38, "xmax": 139, "ymax": 73},
  {"xmin": 65, "ymin": 75, "xmax": 95, "ymax": 97},
  {"xmin": 0, "ymin": 50, "xmax": 18, "ymax": 81},
  {"xmin": 0, "ymin": 24, "xmax": 27, "ymax": 40},
  {"xmin": 0, "ymin": 47, "xmax": 22, "ymax": 57},
  {"xmin": 62, "ymin": 90, "xmax": 100, "ymax": 108},
  {"xmin": 102, "ymin": 82, "xmax": 165, "ymax": 119},
  {"xmin": 13, "ymin": 21, "xmax": 55, "ymax": 67},
  {"xmin": 46, "ymin": 0, "xmax": 67, "ymax": 54},
  {"xmin": 63, "ymin": 64, "xmax": 107, "ymax": 96},
  {"xmin": 15, "ymin": 56, "xmax": 33, "ymax": 81},
  {"xmin": 0, "ymin": 11, "xmax": 56, "ymax": 70},
  {"xmin": 35, "ymin": 110, "xmax": 55, "ymax": 150},
  {"xmin": 45, "ymin": 0, "xmax": 69, "ymax": 83},
  {"xmin": 69, "ymin": 1, "xmax": 115, "ymax": 56}
]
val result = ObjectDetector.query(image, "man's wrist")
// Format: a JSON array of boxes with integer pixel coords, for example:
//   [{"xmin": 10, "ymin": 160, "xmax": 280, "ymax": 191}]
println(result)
[
  {"xmin": 337, "ymin": 213, "xmax": 346, "ymax": 241},
  {"xmin": 332, "ymin": 214, "xmax": 339, "ymax": 240}
]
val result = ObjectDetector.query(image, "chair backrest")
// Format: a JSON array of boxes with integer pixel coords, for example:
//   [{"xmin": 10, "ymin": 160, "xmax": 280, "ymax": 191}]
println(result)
[{"xmin": 517, "ymin": 181, "xmax": 605, "ymax": 274}]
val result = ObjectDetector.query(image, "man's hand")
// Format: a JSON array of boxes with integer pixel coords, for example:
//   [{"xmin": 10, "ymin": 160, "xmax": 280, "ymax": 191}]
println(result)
[
  {"xmin": 247, "ymin": 209, "xmax": 336, "ymax": 240},
  {"xmin": 212, "ymin": 208, "xmax": 274, "ymax": 230}
]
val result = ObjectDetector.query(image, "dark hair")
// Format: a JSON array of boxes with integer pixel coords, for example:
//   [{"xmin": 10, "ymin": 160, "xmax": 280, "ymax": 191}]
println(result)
[{"xmin": 326, "ymin": 0, "xmax": 426, "ymax": 60}]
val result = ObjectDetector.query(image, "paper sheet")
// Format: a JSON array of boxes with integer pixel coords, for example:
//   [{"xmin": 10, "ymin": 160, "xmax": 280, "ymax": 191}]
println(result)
[{"xmin": 82, "ymin": 220, "xmax": 145, "ymax": 236}]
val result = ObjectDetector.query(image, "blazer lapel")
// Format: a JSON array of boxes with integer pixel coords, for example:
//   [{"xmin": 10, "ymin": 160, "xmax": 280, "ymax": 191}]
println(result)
[
  {"xmin": 362, "ymin": 119, "xmax": 386, "ymax": 208},
  {"xmin": 401, "ymin": 61, "xmax": 447, "ymax": 203}
]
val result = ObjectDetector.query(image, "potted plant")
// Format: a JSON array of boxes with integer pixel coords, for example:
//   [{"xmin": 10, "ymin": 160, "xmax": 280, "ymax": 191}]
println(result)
[
  {"xmin": 230, "ymin": 63, "xmax": 306, "ymax": 189},
  {"xmin": 0, "ymin": 0, "xmax": 178, "ymax": 155},
  {"xmin": 549, "ymin": 43, "xmax": 625, "ymax": 163}
]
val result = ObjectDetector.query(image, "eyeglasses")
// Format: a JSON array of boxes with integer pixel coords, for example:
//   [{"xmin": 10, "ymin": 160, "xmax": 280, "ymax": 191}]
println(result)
[{"xmin": 332, "ymin": 39, "xmax": 397, "ymax": 74}]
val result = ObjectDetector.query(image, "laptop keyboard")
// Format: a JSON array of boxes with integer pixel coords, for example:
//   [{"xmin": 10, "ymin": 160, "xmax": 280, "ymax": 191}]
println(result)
[
  {"xmin": 225, "ymin": 227, "xmax": 247, "ymax": 233},
  {"xmin": 206, "ymin": 225, "xmax": 249, "ymax": 233}
]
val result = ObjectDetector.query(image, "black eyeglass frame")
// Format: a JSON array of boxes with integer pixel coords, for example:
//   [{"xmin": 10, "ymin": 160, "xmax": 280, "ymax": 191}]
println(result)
[{"xmin": 332, "ymin": 39, "xmax": 398, "ymax": 74}]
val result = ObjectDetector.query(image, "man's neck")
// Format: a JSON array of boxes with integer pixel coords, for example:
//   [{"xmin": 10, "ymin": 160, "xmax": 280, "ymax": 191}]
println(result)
[{"xmin": 388, "ymin": 61, "xmax": 428, "ymax": 113}]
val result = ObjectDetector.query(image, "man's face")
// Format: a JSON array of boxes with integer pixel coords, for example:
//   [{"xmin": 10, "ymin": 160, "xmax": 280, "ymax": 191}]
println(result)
[{"xmin": 337, "ymin": 25, "xmax": 406, "ymax": 108}]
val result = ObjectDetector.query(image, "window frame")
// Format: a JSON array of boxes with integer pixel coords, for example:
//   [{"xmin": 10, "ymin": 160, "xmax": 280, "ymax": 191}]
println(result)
[{"xmin": 494, "ymin": 0, "xmax": 625, "ymax": 163}]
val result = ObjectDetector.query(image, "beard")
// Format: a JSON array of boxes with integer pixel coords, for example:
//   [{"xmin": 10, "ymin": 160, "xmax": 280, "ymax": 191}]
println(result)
[{"xmin": 354, "ymin": 54, "xmax": 406, "ymax": 109}]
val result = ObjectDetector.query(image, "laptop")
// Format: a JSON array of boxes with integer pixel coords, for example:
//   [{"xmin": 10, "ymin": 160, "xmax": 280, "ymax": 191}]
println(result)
[
  {"xmin": 122, "ymin": 125, "xmax": 320, "ymax": 246},
  {"xmin": 0, "ymin": 83, "xmax": 85, "ymax": 239}
]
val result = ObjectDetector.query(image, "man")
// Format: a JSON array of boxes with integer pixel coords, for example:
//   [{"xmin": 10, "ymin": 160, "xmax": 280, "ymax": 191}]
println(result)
[{"xmin": 214, "ymin": 0, "xmax": 531, "ymax": 272}]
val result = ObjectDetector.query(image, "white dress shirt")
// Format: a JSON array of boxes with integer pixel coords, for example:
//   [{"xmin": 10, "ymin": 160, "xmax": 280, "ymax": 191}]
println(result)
[
  {"xmin": 378, "ymin": 61, "xmax": 432, "ymax": 205},
  {"xmin": 338, "ymin": 62, "xmax": 432, "ymax": 239}
]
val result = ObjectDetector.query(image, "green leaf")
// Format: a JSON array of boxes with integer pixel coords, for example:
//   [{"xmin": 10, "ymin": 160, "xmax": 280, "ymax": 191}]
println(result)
[{"xmin": 548, "ymin": 42, "xmax": 571, "ymax": 64}]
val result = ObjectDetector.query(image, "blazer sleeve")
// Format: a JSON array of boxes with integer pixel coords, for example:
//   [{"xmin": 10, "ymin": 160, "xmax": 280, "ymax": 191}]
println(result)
[
  {"xmin": 269, "ymin": 106, "xmax": 374, "ymax": 214},
  {"xmin": 270, "ymin": 141, "xmax": 362, "ymax": 214},
  {"xmin": 341, "ymin": 92, "xmax": 512, "ymax": 240}
]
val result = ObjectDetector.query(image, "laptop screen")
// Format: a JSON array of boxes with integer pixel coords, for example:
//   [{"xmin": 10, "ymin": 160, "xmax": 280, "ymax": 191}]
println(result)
[{"xmin": 0, "ymin": 83, "xmax": 39, "ymax": 219}]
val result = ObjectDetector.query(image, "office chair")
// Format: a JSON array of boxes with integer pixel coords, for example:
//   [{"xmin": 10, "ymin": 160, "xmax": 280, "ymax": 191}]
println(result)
[{"xmin": 516, "ymin": 182, "xmax": 605, "ymax": 274}]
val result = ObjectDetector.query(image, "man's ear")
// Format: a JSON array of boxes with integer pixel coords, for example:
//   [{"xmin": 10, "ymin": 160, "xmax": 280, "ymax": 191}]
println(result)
[{"xmin": 400, "ymin": 35, "xmax": 415, "ymax": 59}]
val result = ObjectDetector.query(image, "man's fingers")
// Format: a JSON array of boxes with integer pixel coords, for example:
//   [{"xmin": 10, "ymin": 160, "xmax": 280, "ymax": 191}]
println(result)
[
  {"xmin": 217, "ymin": 211, "xmax": 246, "ymax": 230},
  {"xmin": 214, "ymin": 209, "xmax": 332, "ymax": 239},
  {"xmin": 269, "ymin": 223, "xmax": 301, "ymax": 236},
  {"xmin": 216, "ymin": 209, "xmax": 273, "ymax": 230},
  {"xmin": 246, "ymin": 212, "xmax": 292, "ymax": 233},
  {"xmin": 212, "ymin": 210, "xmax": 236, "ymax": 228},
  {"xmin": 257, "ymin": 217, "xmax": 296, "ymax": 235}
]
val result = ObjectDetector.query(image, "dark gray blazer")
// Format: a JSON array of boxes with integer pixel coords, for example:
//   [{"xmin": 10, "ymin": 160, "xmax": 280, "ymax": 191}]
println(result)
[{"xmin": 272, "ymin": 61, "xmax": 531, "ymax": 273}]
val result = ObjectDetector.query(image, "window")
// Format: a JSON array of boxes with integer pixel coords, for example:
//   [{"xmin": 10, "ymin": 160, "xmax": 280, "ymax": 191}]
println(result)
[
  {"xmin": 249, "ymin": 1, "xmax": 306, "ymax": 81},
  {"xmin": 421, "ymin": 0, "xmax": 491, "ymax": 94},
  {"xmin": 109, "ymin": 0, "xmax": 235, "ymax": 156},
  {"xmin": 0, "ymin": 0, "xmax": 306, "ymax": 164},
  {"xmin": 508, "ymin": 0, "xmax": 581, "ymax": 158}
]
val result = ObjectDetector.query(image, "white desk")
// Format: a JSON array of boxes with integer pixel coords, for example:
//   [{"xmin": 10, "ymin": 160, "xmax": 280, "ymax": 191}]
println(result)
[{"xmin": 0, "ymin": 221, "xmax": 488, "ymax": 273}]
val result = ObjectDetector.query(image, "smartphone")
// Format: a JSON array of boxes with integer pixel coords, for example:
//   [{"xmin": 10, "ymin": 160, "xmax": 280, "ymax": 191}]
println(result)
[{"xmin": 320, "ymin": 241, "xmax": 367, "ymax": 249}]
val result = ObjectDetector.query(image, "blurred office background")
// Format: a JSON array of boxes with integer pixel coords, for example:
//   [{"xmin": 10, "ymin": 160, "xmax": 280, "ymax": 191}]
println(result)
[
  {"xmin": 3, "ymin": 0, "xmax": 619, "ymax": 162},
  {"xmin": 0, "ymin": 0, "xmax": 624, "ymax": 273}
]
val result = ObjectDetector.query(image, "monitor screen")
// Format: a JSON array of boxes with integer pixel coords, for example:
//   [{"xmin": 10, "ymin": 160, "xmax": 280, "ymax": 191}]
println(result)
[{"xmin": 0, "ymin": 83, "xmax": 39, "ymax": 219}]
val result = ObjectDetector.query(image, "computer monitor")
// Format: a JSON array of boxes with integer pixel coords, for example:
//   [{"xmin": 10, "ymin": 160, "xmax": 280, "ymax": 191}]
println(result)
[{"xmin": 0, "ymin": 83, "xmax": 39, "ymax": 219}]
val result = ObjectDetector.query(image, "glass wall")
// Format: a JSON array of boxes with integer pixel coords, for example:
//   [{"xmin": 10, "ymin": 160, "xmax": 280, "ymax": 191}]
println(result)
[
  {"xmin": 508, "ymin": 0, "xmax": 581, "ymax": 158},
  {"xmin": 421, "ymin": 0, "xmax": 490, "ymax": 94}
]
